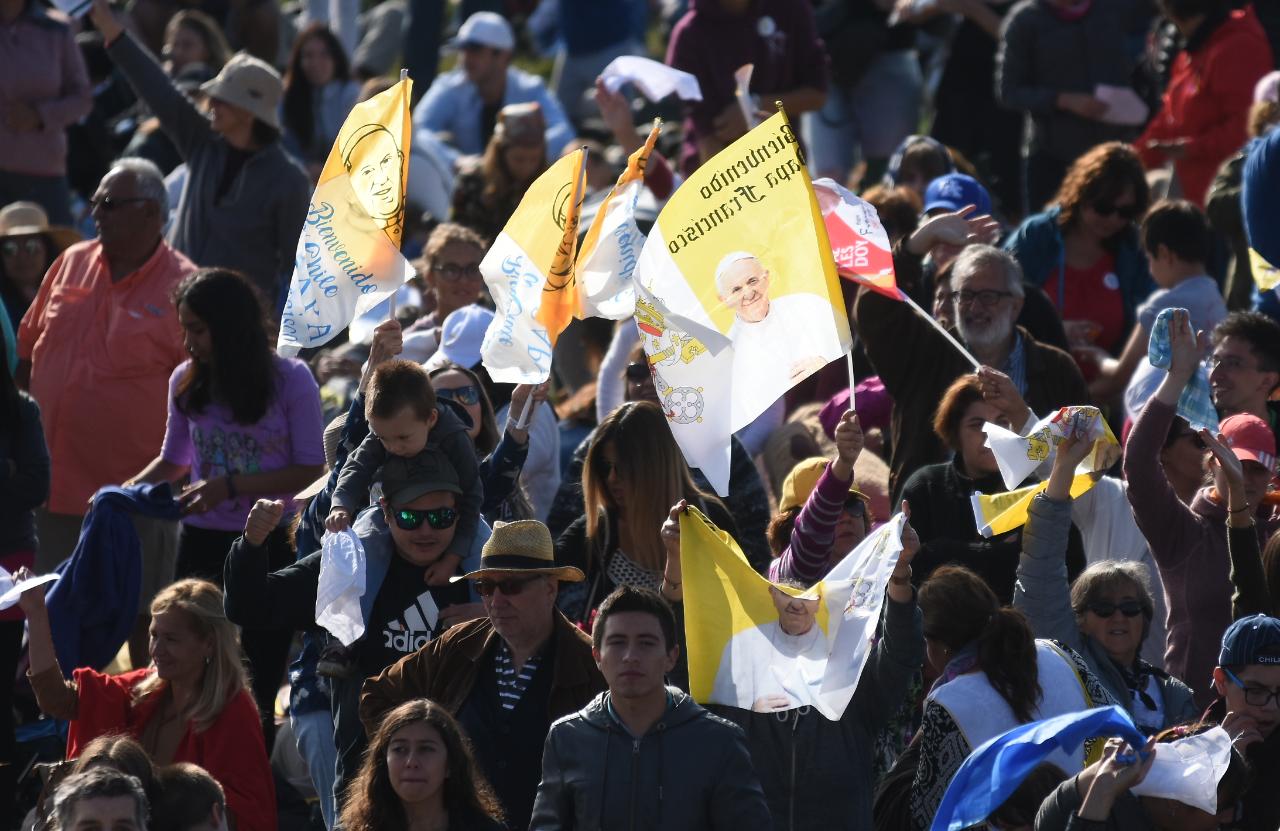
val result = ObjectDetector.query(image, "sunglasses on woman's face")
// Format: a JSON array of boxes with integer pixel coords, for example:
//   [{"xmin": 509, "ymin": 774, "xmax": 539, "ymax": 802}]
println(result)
[
  {"xmin": 1085, "ymin": 600, "xmax": 1145, "ymax": 619},
  {"xmin": 392, "ymin": 506, "xmax": 458, "ymax": 531},
  {"xmin": 1091, "ymin": 200, "xmax": 1141, "ymax": 221},
  {"xmin": 625, "ymin": 362, "xmax": 651, "ymax": 382},
  {"xmin": 2, "ymin": 238, "xmax": 44, "ymax": 258},
  {"xmin": 435, "ymin": 384, "xmax": 480, "ymax": 407}
]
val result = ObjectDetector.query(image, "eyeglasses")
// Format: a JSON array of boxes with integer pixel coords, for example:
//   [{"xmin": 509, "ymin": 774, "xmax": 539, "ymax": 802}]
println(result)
[
  {"xmin": 1084, "ymin": 600, "xmax": 1146, "ymax": 619},
  {"xmin": 1172, "ymin": 430, "xmax": 1207, "ymax": 450},
  {"xmin": 1, "ymin": 238, "xmax": 44, "ymax": 258},
  {"xmin": 625, "ymin": 362, "xmax": 651, "ymax": 382},
  {"xmin": 948, "ymin": 289, "xmax": 1013, "ymax": 308},
  {"xmin": 435, "ymin": 384, "xmax": 480, "ymax": 406},
  {"xmin": 433, "ymin": 262, "xmax": 482, "ymax": 282},
  {"xmin": 1210, "ymin": 355, "xmax": 1263, "ymax": 373},
  {"xmin": 843, "ymin": 497, "xmax": 866, "ymax": 519},
  {"xmin": 392, "ymin": 506, "xmax": 458, "ymax": 531},
  {"xmin": 474, "ymin": 575, "xmax": 542, "ymax": 597},
  {"xmin": 1223, "ymin": 668, "xmax": 1280, "ymax": 708},
  {"xmin": 89, "ymin": 196, "xmax": 152, "ymax": 212},
  {"xmin": 1091, "ymin": 200, "xmax": 1142, "ymax": 221}
]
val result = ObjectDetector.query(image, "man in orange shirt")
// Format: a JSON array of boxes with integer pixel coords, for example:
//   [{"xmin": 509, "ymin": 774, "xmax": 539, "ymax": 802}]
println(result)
[{"xmin": 17, "ymin": 158, "xmax": 193, "ymax": 664}]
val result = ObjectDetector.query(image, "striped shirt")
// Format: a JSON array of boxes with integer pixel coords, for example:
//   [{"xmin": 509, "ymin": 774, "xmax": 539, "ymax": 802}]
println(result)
[{"xmin": 495, "ymin": 641, "xmax": 542, "ymax": 711}]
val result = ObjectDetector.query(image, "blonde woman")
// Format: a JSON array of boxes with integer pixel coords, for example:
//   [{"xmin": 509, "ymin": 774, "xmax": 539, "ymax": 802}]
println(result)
[
  {"xmin": 17, "ymin": 576, "xmax": 276, "ymax": 831},
  {"xmin": 553, "ymin": 401, "xmax": 738, "ymax": 625}
]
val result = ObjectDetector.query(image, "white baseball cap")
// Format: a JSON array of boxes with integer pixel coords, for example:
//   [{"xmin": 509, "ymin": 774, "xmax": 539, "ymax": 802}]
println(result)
[
  {"xmin": 451, "ymin": 12, "xmax": 515, "ymax": 52},
  {"xmin": 425, "ymin": 304, "xmax": 495, "ymax": 372}
]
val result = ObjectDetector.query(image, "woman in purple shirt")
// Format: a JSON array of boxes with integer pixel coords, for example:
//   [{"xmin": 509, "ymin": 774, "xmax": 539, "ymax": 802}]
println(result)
[{"xmin": 130, "ymin": 267, "xmax": 324, "ymax": 738}]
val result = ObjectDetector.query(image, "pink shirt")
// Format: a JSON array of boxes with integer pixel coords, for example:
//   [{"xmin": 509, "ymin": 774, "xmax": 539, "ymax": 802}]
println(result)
[
  {"xmin": 18, "ymin": 239, "xmax": 193, "ymax": 514},
  {"xmin": 0, "ymin": 4, "xmax": 91, "ymax": 177}
]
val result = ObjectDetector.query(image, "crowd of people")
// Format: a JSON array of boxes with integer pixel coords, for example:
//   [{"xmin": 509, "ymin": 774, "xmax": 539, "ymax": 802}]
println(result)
[{"xmin": 6, "ymin": 0, "xmax": 1280, "ymax": 829}]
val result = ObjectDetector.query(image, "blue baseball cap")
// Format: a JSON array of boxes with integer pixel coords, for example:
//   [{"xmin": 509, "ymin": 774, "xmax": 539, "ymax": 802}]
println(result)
[
  {"xmin": 1219, "ymin": 614, "xmax": 1280, "ymax": 667},
  {"xmin": 922, "ymin": 173, "xmax": 992, "ymax": 217}
]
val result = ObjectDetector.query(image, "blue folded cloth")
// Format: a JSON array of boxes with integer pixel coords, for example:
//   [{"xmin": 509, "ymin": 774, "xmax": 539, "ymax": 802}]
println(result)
[{"xmin": 1148, "ymin": 308, "xmax": 1220, "ymax": 432}]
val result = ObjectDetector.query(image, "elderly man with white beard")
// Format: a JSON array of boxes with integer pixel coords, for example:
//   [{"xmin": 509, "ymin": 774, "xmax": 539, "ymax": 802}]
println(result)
[{"xmin": 853, "ymin": 235, "xmax": 1088, "ymax": 502}]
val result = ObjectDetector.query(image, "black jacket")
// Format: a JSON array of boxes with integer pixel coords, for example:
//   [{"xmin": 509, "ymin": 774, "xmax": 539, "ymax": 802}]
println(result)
[
  {"xmin": 531, "ymin": 688, "xmax": 772, "ymax": 830},
  {"xmin": 713, "ymin": 595, "xmax": 924, "ymax": 831}
]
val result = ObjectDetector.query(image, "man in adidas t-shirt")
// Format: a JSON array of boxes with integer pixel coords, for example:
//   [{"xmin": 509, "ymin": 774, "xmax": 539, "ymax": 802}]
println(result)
[{"xmin": 224, "ymin": 450, "xmax": 471, "ymax": 801}]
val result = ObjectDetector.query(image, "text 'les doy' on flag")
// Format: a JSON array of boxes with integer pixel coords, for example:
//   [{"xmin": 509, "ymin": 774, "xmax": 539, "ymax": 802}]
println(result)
[
  {"xmin": 634, "ymin": 109, "xmax": 851, "ymax": 493},
  {"xmin": 812, "ymin": 177, "xmax": 901, "ymax": 300},
  {"xmin": 576, "ymin": 121, "xmax": 661, "ymax": 321},
  {"xmin": 479, "ymin": 147, "xmax": 589, "ymax": 384},
  {"xmin": 278, "ymin": 75, "xmax": 415, "ymax": 357},
  {"xmin": 681, "ymin": 505, "xmax": 906, "ymax": 721}
]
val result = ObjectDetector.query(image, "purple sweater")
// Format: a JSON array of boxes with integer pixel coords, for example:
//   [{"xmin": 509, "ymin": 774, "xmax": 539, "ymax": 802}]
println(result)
[
  {"xmin": 769, "ymin": 462, "xmax": 850, "ymax": 585},
  {"xmin": 1122, "ymin": 397, "xmax": 1280, "ymax": 706}
]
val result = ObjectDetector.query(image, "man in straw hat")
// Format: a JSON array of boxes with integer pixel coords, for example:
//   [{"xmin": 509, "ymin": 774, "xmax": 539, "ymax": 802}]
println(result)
[
  {"xmin": 361, "ymin": 518, "xmax": 604, "ymax": 831},
  {"xmin": 89, "ymin": 0, "xmax": 310, "ymax": 304}
]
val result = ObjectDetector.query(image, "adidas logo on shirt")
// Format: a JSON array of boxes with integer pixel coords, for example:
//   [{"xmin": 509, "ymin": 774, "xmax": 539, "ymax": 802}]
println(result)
[{"xmin": 383, "ymin": 591, "xmax": 440, "ymax": 654}]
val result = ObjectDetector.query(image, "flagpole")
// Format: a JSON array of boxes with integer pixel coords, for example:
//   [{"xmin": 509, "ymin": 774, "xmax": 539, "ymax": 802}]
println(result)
[
  {"xmin": 900, "ymin": 292, "xmax": 982, "ymax": 371},
  {"xmin": 845, "ymin": 350, "xmax": 857, "ymax": 410}
]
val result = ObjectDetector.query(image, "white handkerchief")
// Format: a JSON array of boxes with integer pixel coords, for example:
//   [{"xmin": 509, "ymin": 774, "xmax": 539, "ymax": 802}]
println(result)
[
  {"xmin": 1131, "ymin": 727, "xmax": 1233, "ymax": 814},
  {"xmin": 600, "ymin": 56, "xmax": 703, "ymax": 102},
  {"xmin": 0, "ymin": 567, "xmax": 59, "ymax": 611},
  {"xmin": 315, "ymin": 529, "xmax": 367, "ymax": 646}
]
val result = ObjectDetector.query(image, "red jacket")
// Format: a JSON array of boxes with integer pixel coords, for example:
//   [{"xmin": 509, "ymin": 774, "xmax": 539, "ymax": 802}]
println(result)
[
  {"xmin": 1137, "ymin": 6, "xmax": 1273, "ymax": 206},
  {"xmin": 68, "ymin": 668, "xmax": 277, "ymax": 831}
]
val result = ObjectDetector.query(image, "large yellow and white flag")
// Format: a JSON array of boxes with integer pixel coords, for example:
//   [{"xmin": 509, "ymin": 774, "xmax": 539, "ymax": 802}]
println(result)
[
  {"xmin": 682, "ymin": 507, "xmax": 906, "ymax": 720},
  {"xmin": 576, "ymin": 123, "xmax": 660, "ymax": 319},
  {"xmin": 634, "ymin": 110, "xmax": 851, "ymax": 493},
  {"xmin": 278, "ymin": 77, "xmax": 414, "ymax": 356},
  {"xmin": 479, "ymin": 149, "xmax": 588, "ymax": 383}
]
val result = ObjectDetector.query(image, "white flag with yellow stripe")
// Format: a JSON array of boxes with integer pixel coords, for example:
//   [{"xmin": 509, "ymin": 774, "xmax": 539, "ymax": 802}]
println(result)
[
  {"xmin": 479, "ymin": 148, "xmax": 588, "ymax": 383},
  {"xmin": 278, "ymin": 76, "xmax": 414, "ymax": 356}
]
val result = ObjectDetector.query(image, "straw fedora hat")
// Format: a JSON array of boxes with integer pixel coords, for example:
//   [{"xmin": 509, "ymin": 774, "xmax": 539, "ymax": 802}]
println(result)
[
  {"xmin": 0, "ymin": 202, "xmax": 81, "ymax": 253},
  {"xmin": 456, "ymin": 520, "xmax": 585, "ymax": 582},
  {"xmin": 199, "ymin": 52, "xmax": 283, "ymax": 131}
]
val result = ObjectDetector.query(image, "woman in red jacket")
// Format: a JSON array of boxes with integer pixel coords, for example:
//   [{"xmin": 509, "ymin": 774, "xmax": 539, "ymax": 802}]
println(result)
[
  {"xmin": 18, "ymin": 576, "xmax": 277, "ymax": 831},
  {"xmin": 1137, "ymin": 0, "xmax": 1273, "ymax": 206}
]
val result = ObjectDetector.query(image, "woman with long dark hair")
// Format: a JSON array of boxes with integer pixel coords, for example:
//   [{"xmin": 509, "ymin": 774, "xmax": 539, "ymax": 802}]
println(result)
[
  {"xmin": 129, "ymin": 267, "xmax": 324, "ymax": 735},
  {"xmin": 554, "ymin": 401, "xmax": 737, "ymax": 625},
  {"xmin": 340, "ymin": 699, "xmax": 504, "ymax": 831},
  {"xmin": 907, "ymin": 565, "xmax": 1116, "ymax": 830},
  {"xmin": 281, "ymin": 24, "xmax": 360, "ymax": 174},
  {"xmin": 0, "ymin": 330, "xmax": 48, "ymax": 816},
  {"xmin": 1003, "ymin": 143, "xmax": 1154, "ymax": 357},
  {"xmin": 450, "ymin": 103, "xmax": 548, "ymax": 242}
]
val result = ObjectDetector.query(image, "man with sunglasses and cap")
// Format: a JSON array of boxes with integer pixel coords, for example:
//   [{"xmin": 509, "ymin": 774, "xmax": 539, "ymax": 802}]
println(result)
[
  {"xmin": 361, "ymin": 518, "xmax": 604, "ymax": 831},
  {"xmin": 1208, "ymin": 614, "xmax": 1280, "ymax": 830},
  {"xmin": 223, "ymin": 450, "xmax": 475, "ymax": 804}
]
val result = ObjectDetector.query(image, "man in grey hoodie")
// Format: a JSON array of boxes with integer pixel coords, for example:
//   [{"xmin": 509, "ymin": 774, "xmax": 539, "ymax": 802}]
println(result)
[{"xmin": 531, "ymin": 586, "xmax": 772, "ymax": 830}]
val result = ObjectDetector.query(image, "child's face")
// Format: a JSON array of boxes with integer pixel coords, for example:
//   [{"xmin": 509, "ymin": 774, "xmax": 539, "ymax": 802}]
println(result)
[{"xmin": 370, "ymin": 406, "xmax": 435, "ymax": 457}]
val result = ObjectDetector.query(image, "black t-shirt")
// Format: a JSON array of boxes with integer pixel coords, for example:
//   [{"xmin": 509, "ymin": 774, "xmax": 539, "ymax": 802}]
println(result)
[{"xmin": 357, "ymin": 554, "xmax": 469, "ymax": 677}]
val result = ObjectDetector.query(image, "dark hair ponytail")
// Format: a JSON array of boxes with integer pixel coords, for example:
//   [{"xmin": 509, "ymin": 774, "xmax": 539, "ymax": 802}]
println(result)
[
  {"xmin": 920, "ymin": 565, "xmax": 1042, "ymax": 723},
  {"xmin": 977, "ymin": 606, "xmax": 1041, "ymax": 722}
]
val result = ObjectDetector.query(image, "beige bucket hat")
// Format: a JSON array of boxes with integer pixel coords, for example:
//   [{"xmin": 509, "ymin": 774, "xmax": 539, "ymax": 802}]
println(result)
[
  {"xmin": 0, "ymin": 202, "xmax": 81, "ymax": 253},
  {"xmin": 200, "ymin": 53, "xmax": 283, "ymax": 131}
]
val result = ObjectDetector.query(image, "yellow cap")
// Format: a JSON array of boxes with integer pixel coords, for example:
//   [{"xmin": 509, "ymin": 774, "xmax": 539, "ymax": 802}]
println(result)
[{"xmin": 777, "ymin": 457, "xmax": 868, "ymax": 513}]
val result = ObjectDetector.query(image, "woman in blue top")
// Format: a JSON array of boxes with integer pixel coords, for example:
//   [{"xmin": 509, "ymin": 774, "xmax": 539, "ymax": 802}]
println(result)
[
  {"xmin": 1003, "ymin": 142, "xmax": 1155, "ymax": 357},
  {"xmin": 281, "ymin": 24, "xmax": 361, "ymax": 178}
]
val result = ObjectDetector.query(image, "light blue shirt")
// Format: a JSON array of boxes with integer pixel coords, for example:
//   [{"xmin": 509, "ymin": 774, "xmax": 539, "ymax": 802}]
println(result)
[{"xmin": 412, "ymin": 66, "xmax": 574, "ymax": 163}]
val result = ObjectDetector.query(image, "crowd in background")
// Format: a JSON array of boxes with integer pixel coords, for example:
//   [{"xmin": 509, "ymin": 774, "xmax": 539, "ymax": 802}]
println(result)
[{"xmin": 6, "ymin": 0, "xmax": 1280, "ymax": 829}]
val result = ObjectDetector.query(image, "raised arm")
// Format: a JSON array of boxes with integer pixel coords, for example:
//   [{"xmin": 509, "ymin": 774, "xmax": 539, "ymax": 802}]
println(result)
[
  {"xmin": 1202, "ymin": 429, "xmax": 1275, "ymax": 618},
  {"xmin": 93, "ymin": 0, "xmax": 214, "ymax": 159},
  {"xmin": 17, "ymin": 572, "xmax": 78, "ymax": 720},
  {"xmin": 1013, "ymin": 435, "xmax": 1095, "ymax": 651}
]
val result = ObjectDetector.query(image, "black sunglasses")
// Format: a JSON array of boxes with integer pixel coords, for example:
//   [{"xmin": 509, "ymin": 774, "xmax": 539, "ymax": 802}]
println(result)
[
  {"xmin": 1091, "ymin": 200, "xmax": 1142, "ymax": 221},
  {"xmin": 625, "ymin": 362, "xmax": 651, "ymax": 382},
  {"xmin": 475, "ymin": 575, "xmax": 542, "ymax": 597},
  {"xmin": 843, "ymin": 496, "xmax": 866, "ymax": 518},
  {"xmin": 393, "ymin": 506, "xmax": 458, "ymax": 531},
  {"xmin": 1085, "ymin": 600, "xmax": 1146, "ymax": 618},
  {"xmin": 89, "ymin": 195, "xmax": 152, "ymax": 212},
  {"xmin": 436, "ymin": 384, "xmax": 480, "ymax": 407}
]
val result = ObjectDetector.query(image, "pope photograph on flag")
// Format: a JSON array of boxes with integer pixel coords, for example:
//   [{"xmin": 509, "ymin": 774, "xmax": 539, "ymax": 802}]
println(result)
[{"xmin": 278, "ymin": 75, "xmax": 415, "ymax": 356}]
